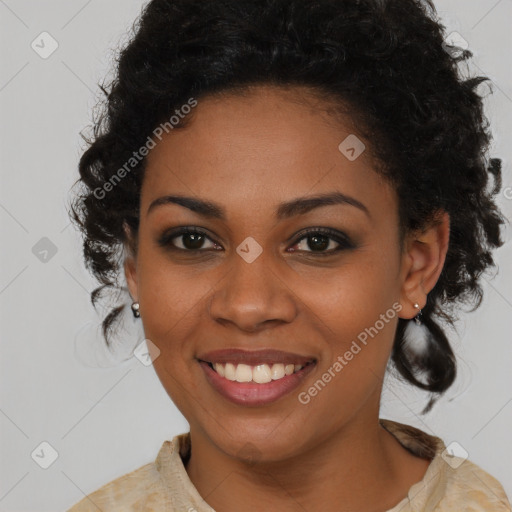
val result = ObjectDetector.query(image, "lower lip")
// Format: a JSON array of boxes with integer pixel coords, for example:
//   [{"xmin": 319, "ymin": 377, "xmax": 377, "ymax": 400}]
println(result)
[{"xmin": 199, "ymin": 361, "xmax": 316, "ymax": 407}]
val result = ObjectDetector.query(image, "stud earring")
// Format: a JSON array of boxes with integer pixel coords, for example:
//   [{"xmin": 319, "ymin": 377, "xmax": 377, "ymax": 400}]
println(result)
[{"xmin": 131, "ymin": 302, "xmax": 140, "ymax": 318}]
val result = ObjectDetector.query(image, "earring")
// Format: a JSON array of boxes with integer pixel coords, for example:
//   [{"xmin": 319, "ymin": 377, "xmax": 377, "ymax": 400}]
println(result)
[
  {"xmin": 403, "ymin": 302, "xmax": 430, "ymax": 357},
  {"xmin": 131, "ymin": 302, "xmax": 140, "ymax": 318},
  {"xmin": 413, "ymin": 302, "xmax": 422, "ymax": 324}
]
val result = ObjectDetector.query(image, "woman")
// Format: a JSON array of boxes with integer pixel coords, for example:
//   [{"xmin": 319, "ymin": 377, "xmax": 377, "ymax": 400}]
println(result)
[{"xmin": 67, "ymin": 0, "xmax": 511, "ymax": 510}]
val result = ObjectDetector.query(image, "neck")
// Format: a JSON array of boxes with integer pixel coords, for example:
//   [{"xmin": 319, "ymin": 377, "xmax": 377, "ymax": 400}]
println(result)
[{"xmin": 184, "ymin": 412, "xmax": 430, "ymax": 512}]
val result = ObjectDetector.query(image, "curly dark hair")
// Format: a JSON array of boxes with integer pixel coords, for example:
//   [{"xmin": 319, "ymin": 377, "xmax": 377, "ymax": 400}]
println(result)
[{"xmin": 69, "ymin": 0, "xmax": 506, "ymax": 411}]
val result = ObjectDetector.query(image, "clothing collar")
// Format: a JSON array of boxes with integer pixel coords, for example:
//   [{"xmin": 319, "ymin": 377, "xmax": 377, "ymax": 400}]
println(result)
[{"xmin": 154, "ymin": 419, "xmax": 448, "ymax": 511}]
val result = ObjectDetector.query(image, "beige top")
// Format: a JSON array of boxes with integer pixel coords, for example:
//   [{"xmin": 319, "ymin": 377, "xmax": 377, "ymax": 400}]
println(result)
[{"xmin": 67, "ymin": 419, "xmax": 511, "ymax": 511}]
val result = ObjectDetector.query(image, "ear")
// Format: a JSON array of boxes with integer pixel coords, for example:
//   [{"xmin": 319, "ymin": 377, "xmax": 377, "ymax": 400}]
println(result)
[
  {"xmin": 123, "ymin": 221, "xmax": 138, "ymax": 302},
  {"xmin": 398, "ymin": 210, "xmax": 450, "ymax": 319}
]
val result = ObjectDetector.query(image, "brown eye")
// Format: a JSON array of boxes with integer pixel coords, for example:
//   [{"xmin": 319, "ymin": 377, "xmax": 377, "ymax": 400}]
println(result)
[
  {"xmin": 179, "ymin": 232, "xmax": 207, "ymax": 250},
  {"xmin": 303, "ymin": 234, "xmax": 331, "ymax": 251},
  {"xmin": 293, "ymin": 234, "xmax": 339, "ymax": 252},
  {"xmin": 157, "ymin": 228, "xmax": 222, "ymax": 251},
  {"xmin": 288, "ymin": 228, "xmax": 354, "ymax": 254}
]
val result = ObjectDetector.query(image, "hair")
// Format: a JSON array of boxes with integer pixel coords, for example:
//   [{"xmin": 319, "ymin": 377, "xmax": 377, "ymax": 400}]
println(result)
[{"xmin": 69, "ymin": 0, "xmax": 506, "ymax": 411}]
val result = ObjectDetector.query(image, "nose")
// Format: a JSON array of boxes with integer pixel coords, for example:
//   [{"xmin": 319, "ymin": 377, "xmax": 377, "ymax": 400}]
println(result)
[{"xmin": 208, "ymin": 249, "xmax": 298, "ymax": 332}]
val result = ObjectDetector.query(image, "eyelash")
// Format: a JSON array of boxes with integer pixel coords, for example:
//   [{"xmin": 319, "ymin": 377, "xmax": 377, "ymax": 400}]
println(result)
[{"xmin": 157, "ymin": 226, "xmax": 355, "ymax": 255}]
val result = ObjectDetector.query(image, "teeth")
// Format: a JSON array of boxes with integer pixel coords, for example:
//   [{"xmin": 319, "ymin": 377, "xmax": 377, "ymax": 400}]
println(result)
[
  {"xmin": 253, "ymin": 364, "xmax": 272, "ymax": 384},
  {"xmin": 214, "ymin": 363, "xmax": 225, "ymax": 378},
  {"xmin": 235, "ymin": 363, "xmax": 253, "ymax": 382},
  {"xmin": 210, "ymin": 362, "xmax": 306, "ymax": 383},
  {"xmin": 271, "ymin": 363, "xmax": 285, "ymax": 380}
]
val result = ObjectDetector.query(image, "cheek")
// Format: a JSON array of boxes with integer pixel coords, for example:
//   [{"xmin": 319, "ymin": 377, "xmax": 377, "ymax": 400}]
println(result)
[
  {"xmin": 294, "ymin": 242, "xmax": 400, "ymax": 326},
  {"xmin": 291, "ymin": 243, "xmax": 401, "ymax": 379},
  {"xmin": 136, "ymin": 242, "xmax": 210, "ymax": 332},
  {"xmin": 136, "ymin": 250, "xmax": 209, "ymax": 411}
]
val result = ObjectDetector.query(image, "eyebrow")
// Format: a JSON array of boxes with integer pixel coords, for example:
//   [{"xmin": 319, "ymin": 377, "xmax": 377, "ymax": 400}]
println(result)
[{"xmin": 147, "ymin": 192, "xmax": 370, "ymax": 220}]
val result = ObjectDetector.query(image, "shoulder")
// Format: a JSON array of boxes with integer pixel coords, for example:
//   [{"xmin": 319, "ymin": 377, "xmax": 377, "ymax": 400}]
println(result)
[
  {"xmin": 435, "ymin": 456, "xmax": 511, "ymax": 511},
  {"xmin": 380, "ymin": 419, "xmax": 511, "ymax": 512},
  {"xmin": 66, "ymin": 441, "xmax": 175, "ymax": 512}
]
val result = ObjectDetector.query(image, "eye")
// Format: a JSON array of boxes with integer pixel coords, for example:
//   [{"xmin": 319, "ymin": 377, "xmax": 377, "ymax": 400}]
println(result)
[
  {"xmin": 157, "ymin": 227, "xmax": 222, "ymax": 251},
  {"xmin": 287, "ymin": 228, "xmax": 354, "ymax": 254},
  {"xmin": 157, "ymin": 226, "xmax": 354, "ymax": 254}
]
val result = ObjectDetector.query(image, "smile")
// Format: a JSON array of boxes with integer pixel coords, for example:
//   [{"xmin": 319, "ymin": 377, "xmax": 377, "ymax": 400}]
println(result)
[{"xmin": 198, "ymin": 356, "xmax": 317, "ymax": 407}]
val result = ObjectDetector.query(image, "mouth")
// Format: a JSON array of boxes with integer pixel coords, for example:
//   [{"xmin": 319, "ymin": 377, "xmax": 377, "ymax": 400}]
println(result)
[{"xmin": 196, "ymin": 349, "xmax": 317, "ymax": 406}]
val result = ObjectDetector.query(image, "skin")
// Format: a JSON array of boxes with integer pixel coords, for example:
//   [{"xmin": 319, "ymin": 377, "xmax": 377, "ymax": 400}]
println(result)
[{"xmin": 124, "ymin": 85, "xmax": 450, "ymax": 512}]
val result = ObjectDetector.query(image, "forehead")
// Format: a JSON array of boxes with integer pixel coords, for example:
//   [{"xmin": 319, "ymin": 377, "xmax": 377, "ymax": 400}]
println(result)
[{"xmin": 142, "ymin": 85, "xmax": 396, "ymax": 220}]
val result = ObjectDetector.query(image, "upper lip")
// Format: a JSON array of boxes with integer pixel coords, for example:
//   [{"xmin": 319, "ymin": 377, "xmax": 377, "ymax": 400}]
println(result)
[{"xmin": 197, "ymin": 348, "xmax": 316, "ymax": 366}]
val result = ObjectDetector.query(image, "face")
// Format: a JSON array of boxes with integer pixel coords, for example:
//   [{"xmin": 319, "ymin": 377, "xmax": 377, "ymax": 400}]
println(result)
[{"xmin": 124, "ymin": 85, "xmax": 441, "ymax": 462}]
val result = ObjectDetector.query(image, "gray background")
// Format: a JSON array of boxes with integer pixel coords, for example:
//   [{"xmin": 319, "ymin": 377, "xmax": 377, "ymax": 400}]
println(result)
[{"xmin": 0, "ymin": 1, "xmax": 511, "ymax": 510}]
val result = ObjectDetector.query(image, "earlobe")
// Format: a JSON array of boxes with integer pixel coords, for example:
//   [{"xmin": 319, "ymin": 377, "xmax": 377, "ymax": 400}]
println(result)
[{"xmin": 398, "ymin": 210, "xmax": 450, "ymax": 319}]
